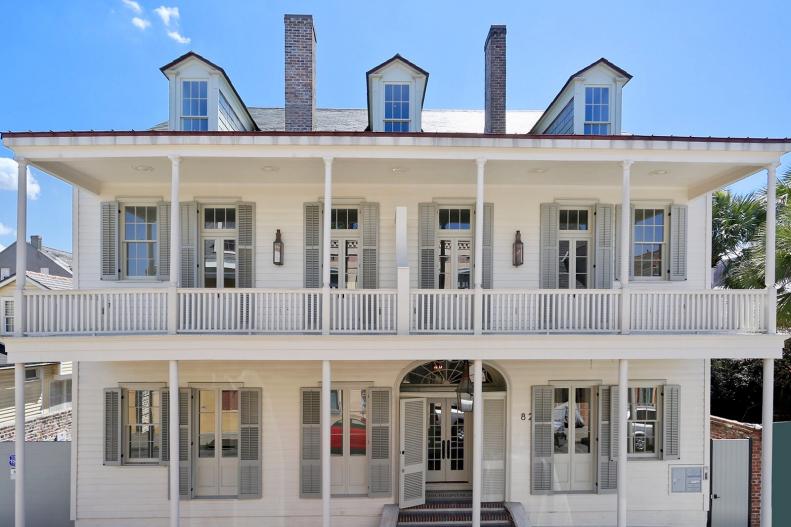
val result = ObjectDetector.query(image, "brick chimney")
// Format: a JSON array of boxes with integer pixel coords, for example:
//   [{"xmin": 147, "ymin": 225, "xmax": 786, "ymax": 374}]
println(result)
[
  {"xmin": 484, "ymin": 25, "xmax": 506, "ymax": 134},
  {"xmin": 30, "ymin": 235, "xmax": 42, "ymax": 250},
  {"xmin": 284, "ymin": 14, "xmax": 316, "ymax": 132}
]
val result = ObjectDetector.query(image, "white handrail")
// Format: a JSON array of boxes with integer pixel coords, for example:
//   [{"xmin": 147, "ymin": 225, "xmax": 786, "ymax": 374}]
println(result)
[
  {"xmin": 329, "ymin": 289, "xmax": 398, "ymax": 334},
  {"xmin": 410, "ymin": 289, "xmax": 475, "ymax": 334}
]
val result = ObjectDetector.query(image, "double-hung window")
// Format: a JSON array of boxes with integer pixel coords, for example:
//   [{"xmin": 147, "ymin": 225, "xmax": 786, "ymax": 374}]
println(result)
[
  {"xmin": 627, "ymin": 386, "xmax": 660, "ymax": 457},
  {"xmin": 633, "ymin": 207, "xmax": 667, "ymax": 279},
  {"xmin": 1, "ymin": 298, "xmax": 13, "ymax": 335},
  {"xmin": 122, "ymin": 205, "xmax": 158, "ymax": 278},
  {"xmin": 126, "ymin": 389, "xmax": 161, "ymax": 463},
  {"xmin": 384, "ymin": 83, "xmax": 410, "ymax": 132},
  {"xmin": 583, "ymin": 86, "xmax": 610, "ymax": 135},
  {"xmin": 181, "ymin": 80, "xmax": 209, "ymax": 131}
]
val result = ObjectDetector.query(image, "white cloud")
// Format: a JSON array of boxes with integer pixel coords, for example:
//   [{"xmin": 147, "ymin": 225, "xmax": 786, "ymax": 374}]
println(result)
[
  {"xmin": 166, "ymin": 30, "xmax": 190, "ymax": 44},
  {"xmin": 154, "ymin": 6, "xmax": 179, "ymax": 26},
  {"xmin": 0, "ymin": 158, "xmax": 41, "ymax": 200},
  {"xmin": 131, "ymin": 17, "xmax": 151, "ymax": 30},
  {"xmin": 0, "ymin": 223, "xmax": 14, "ymax": 237},
  {"xmin": 121, "ymin": 0, "xmax": 142, "ymax": 14}
]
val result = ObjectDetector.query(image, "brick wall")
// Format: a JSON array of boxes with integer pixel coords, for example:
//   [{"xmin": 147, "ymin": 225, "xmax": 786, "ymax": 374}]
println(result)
[
  {"xmin": 284, "ymin": 14, "xmax": 316, "ymax": 132},
  {"xmin": 0, "ymin": 407, "xmax": 71, "ymax": 442},
  {"xmin": 484, "ymin": 25, "xmax": 506, "ymax": 134},
  {"xmin": 711, "ymin": 415, "xmax": 762, "ymax": 526}
]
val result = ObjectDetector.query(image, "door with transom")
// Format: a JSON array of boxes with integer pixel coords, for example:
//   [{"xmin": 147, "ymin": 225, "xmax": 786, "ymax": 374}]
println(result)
[
  {"xmin": 426, "ymin": 398, "xmax": 470, "ymax": 484},
  {"xmin": 195, "ymin": 388, "xmax": 240, "ymax": 497},
  {"xmin": 437, "ymin": 207, "xmax": 473, "ymax": 290},
  {"xmin": 551, "ymin": 385, "xmax": 595, "ymax": 492},
  {"xmin": 558, "ymin": 207, "xmax": 592, "ymax": 290},
  {"xmin": 201, "ymin": 206, "xmax": 238, "ymax": 289}
]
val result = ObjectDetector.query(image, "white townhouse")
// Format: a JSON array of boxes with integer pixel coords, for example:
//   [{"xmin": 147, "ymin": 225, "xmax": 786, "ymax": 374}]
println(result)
[{"xmin": 2, "ymin": 14, "xmax": 788, "ymax": 527}]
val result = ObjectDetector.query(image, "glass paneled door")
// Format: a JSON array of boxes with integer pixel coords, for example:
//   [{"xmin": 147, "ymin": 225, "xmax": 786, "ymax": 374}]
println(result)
[
  {"xmin": 558, "ymin": 207, "xmax": 592, "ymax": 289},
  {"xmin": 426, "ymin": 398, "xmax": 470, "ymax": 484},
  {"xmin": 203, "ymin": 238, "xmax": 237, "ymax": 288},
  {"xmin": 329, "ymin": 239, "xmax": 360, "ymax": 289},
  {"xmin": 552, "ymin": 386, "xmax": 595, "ymax": 492},
  {"xmin": 330, "ymin": 387, "xmax": 368, "ymax": 495},
  {"xmin": 438, "ymin": 240, "xmax": 472, "ymax": 290},
  {"xmin": 195, "ymin": 389, "xmax": 240, "ymax": 497}
]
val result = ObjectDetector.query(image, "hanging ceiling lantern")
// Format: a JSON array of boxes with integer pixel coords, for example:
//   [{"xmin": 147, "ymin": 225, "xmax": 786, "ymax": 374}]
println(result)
[{"xmin": 456, "ymin": 361, "xmax": 474, "ymax": 412}]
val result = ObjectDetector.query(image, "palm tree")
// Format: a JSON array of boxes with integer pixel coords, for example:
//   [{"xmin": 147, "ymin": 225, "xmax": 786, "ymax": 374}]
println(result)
[{"xmin": 711, "ymin": 189, "xmax": 763, "ymax": 269}]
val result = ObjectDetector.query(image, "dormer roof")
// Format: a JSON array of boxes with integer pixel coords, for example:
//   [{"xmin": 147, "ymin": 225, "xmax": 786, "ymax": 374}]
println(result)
[
  {"xmin": 366, "ymin": 54, "xmax": 429, "ymax": 131},
  {"xmin": 160, "ymin": 51, "xmax": 260, "ymax": 131}
]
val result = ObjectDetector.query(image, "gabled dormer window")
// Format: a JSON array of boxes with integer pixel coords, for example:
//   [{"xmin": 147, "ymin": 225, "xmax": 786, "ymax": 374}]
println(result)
[
  {"xmin": 181, "ymin": 80, "xmax": 208, "ymax": 131},
  {"xmin": 583, "ymin": 86, "xmax": 610, "ymax": 135},
  {"xmin": 384, "ymin": 83, "xmax": 410, "ymax": 132}
]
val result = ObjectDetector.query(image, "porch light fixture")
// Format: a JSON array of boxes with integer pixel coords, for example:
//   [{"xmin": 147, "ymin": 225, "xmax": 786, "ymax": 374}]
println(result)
[
  {"xmin": 261, "ymin": 165, "xmax": 280, "ymax": 172},
  {"xmin": 512, "ymin": 230, "xmax": 524, "ymax": 267},
  {"xmin": 528, "ymin": 167, "xmax": 547, "ymax": 174},
  {"xmin": 456, "ymin": 361, "xmax": 474, "ymax": 412},
  {"xmin": 273, "ymin": 229, "xmax": 284, "ymax": 265},
  {"xmin": 132, "ymin": 164, "xmax": 154, "ymax": 172},
  {"xmin": 649, "ymin": 169, "xmax": 669, "ymax": 176},
  {"xmin": 391, "ymin": 166, "xmax": 409, "ymax": 174}
]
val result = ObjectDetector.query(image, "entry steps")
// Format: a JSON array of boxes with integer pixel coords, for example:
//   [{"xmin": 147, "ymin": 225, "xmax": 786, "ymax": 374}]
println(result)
[{"xmin": 396, "ymin": 490, "xmax": 516, "ymax": 527}]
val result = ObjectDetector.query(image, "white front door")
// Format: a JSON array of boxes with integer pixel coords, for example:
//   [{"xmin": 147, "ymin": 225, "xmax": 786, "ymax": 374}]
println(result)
[
  {"xmin": 438, "ymin": 239, "xmax": 473, "ymax": 290},
  {"xmin": 329, "ymin": 238, "xmax": 360, "ymax": 289},
  {"xmin": 195, "ymin": 389, "xmax": 240, "ymax": 497},
  {"xmin": 400, "ymin": 398, "xmax": 427, "ymax": 508},
  {"xmin": 202, "ymin": 238, "xmax": 237, "ymax": 288},
  {"xmin": 426, "ymin": 398, "xmax": 470, "ymax": 484},
  {"xmin": 552, "ymin": 386, "xmax": 595, "ymax": 492},
  {"xmin": 330, "ymin": 387, "xmax": 368, "ymax": 495}
]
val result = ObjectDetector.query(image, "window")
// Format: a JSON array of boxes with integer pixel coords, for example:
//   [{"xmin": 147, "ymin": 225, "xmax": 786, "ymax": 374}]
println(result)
[
  {"xmin": 2, "ymin": 299, "xmax": 13, "ymax": 334},
  {"xmin": 218, "ymin": 91, "xmax": 244, "ymax": 131},
  {"xmin": 126, "ymin": 389, "xmax": 161, "ymax": 463},
  {"xmin": 584, "ymin": 86, "xmax": 610, "ymax": 135},
  {"xmin": 181, "ymin": 80, "xmax": 209, "ymax": 131},
  {"xmin": 123, "ymin": 205, "xmax": 157, "ymax": 278},
  {"xmin": 438, "ymin": 208, "xmax": 471, "ymax": 231},
  {"xmin": 40, "ymin": 267, "xmax": 50, "ymax": 275},
  {"xmin": 331, "ymin": 208, "xmax": 359, "ymax": 230},
  {"xmin": 384, "ymin": 83, "xmax": 410, "ymax": 132},
  {"xmin": 204, "ymin": 207, "xmax": 236, "ymax": 230},
  {"xmin": 559, "ymin": 209, "xmax": 589, "ymax": 231},
  {"xmin": 546, "ymin": 98, "xmax": 574, "ymax": 135},
  {"xmin": 627, "ymin": 386, "xmax": 659, "ymax": 457},
  {"xmin": 25, "ymin": 368, "xmax": 39, "ymax": 381},
  {"xmin": 633, "ymin": 207, "xmax": 666, "ymax": 279},
  {"xmin": 50, "ymin": 379, "xmax": 73, "ymax": 407},
  {"xmin": 0, "ymin": 268, "xmax": 9, "ymax": 280}
]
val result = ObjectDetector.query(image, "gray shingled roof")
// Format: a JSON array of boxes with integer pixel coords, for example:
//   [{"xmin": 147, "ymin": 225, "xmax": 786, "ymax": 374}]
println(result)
[{"xmin": 152, "ymin": 108, "xmax": 543, "ymax": 134}]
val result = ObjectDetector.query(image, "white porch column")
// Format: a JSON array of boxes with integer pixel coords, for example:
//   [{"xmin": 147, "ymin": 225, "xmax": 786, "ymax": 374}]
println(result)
[
  {"xmin": 761, "ymin": 358, "xmax": 774, "ymax": 527},
  {"xmin": 168, "ymin": 360, "xmax": 179, "ymax": 527},
  {"xmin": 619, "ymin": 161, "xmax": 633, "ymax": 334},
  {"xmin": 395, "ymin": 206, "xmax": 410, "ymax": 335},
  {"xmin": 168, "ymin": 156, "xmax": 181, "ymax": 335},
  {"xmin": 322, "ymin": 157, "xmax": 333, "ymax": 335},
  {"xmin": 617, "ymin": 359, "xmax": 628, "ymax": 527},
  {"xmin": 473, "ymin": 159, "xmax": 486, "ymax": 335},
  {"xmin": 321, "ymin": 360, "xmax": 331, "ymax": 527},
  {"xmin": 472, "ymin": 359, "xmax": 483, "ymax": 527},
  {"xmin": 14, "ymin": 157, "xmax": 28, "ymax": 337},
  {"xmin": 14, "ymin": 362, "xmax": 25, "ymax": 527},
  {"xmin": 766, "ymin": 163, "xmax": 778, "ymax": 334}
]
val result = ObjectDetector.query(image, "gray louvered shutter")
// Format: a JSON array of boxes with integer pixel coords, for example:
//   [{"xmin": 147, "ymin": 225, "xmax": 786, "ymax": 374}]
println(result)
[
  {"xmin": 361, "ymin": 202, "xmax": 380, "ymax": 289},
  {"xmin": 237, "ymin": 202, "xmax": 255, "ymax": 288},
  {"xmin": 160, "ymin": 389, "xmax": 170, "ymax": 464},
  {"xmin": 239, "ymin": 388, "xmax": 262, "ymax": 498},
  {"xmin": 158, "ymin": 201, "xmax": 171, "ymax": 281},
  {"xmin": 100, "ymin": 201, "xmax": 120, "ymax": 281},
  {"xmin": 103, "ymin": 387, "xmax": 122, "ymax": 465},
  {"xmin": 178, "ymin": 388, "xmax": 192, "ymax": 498},
  {"xmin": 482, "ymin": 203, "xmax": 494, "ymax": 289},
  {"xmin": 597, "ymin": 386, "xmax": 617, "ymax": 493},
  {"xmin": 482, "ymin": 397, "xmax": 506, "ymax": 501},
  {"xmin": 614, "ymin": 205, "xmax": 635, "ymax": 281},
  {"xmin": 300, "ymin": 388, "xmax": 321, "ymax": 498},
  {"xmin": 531, "ymin": 385, "xmax": 553, "ymax": 494},
  {"xmin": 180, "ymin": 202, "xmax": 198, "ymax": 287},
  {"xmin": 304, "ymin": 203, "xmax": 322, "ymax": 288},
  {"xmin": 662, "ymin": 384, "xmax": 681, "ymax": 460},
  {"xmin": 595, "ymin": 204, "xmax": 615, "ymax": 288},
  {"xmin": 669, "ymin": 205, "xmax": 688, "ymax": 281},
  {"xmin": 418, "ymin": 203, "xmax": 437, "ymax": 288},
  {"xmin": 539, "ymin": 203, "xmax": 559, "ymax": 288},
  {"xmin": 368, "ymin": 387, "xmax": 392, "ymax": 497}
]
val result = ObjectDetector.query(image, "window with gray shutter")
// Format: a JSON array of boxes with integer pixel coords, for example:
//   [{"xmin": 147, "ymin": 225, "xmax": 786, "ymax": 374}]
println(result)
[
  {"xmin": 360, "ymin": 202, "xmax": 380, "ymax": 289},
  {"xmin": 531, "ymin": 385, "xmax": 553, "ymax": 494},
  {"xmin": 237, "ymin": 202, "xmax": 255, "ymax": 288},
  {"xmin": 158, "ymin": 201, "xmax": 171, "ymax": 281},
  {"xmin": 239, "ymin": 388, "xmax": 262, "ymax": 498},
  {"xmin": 178, "ymin": 388, "xmax": 191, "ymax": 498},
  {"xmin": 669, "ymin": 205, "xmax": 688, "ymax": 281},
  {"xmin": 594, "ymin": 204, "xmax": 615, "ymax": 288},
  {"xmin": 662, "ymin": 384, "xmax": 681, "ymax": 460},
  {"xmin": 180, "ymin": 202, "xmax": 198, "ymax": 287},
  {"xmin": 418, "ymin": 203, "xmax": 437, "ymax": 288},
  {"xmin": 482, "ymin": 203, "xmax": 494, "ymax": 289},
  {"xmin": 304, "ymin": 203, "xmax": 322, "ymax": 288},
  {"xmin": 368, "ymin": 388, "xmax": 392, "ymax": 497},
  {"xmin": 539, "ymin": 204, "xmax": 559, "ymax": 288},
  {"xmin": 482, "ymin": 397, "xmax": 506, "ymax": 501},
  {"xmin": 100, "ymin": 201, "xmax": 120, "ymax": 281},
  {"xmin": 597, "ymin": 385, "xmax": 617, "ymax": 493},
  {"xmin": 160, "ymin": 389, "xmax": 171, "ymax": 464},
  {"xmin": 103, "ymin": 387, "xmax": 122, "ymax": 465},
  {"xmin": 300, "ymin": 388, "xmax": 322, "ymax": 498}
]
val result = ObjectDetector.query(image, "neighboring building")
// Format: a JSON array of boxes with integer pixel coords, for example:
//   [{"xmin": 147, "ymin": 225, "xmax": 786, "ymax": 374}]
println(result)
[
  {"xmin": 1, "ymin": 14, "xmax": 787, "ymax": 527},
  {"xmin": 0, "ymin": 235, "xmax": 73, "ymax": 281}
]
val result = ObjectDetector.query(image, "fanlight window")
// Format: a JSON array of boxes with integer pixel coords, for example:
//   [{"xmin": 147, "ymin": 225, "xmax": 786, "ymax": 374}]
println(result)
[{"xmin": 401, "ymin": 360, "xmax": 506, "ymax": 391}]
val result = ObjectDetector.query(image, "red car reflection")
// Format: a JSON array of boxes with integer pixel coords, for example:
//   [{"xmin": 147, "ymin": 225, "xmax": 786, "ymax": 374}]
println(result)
[{"xmin": 331, "ymin": 418, "xmax": 366, "ymax": 454}]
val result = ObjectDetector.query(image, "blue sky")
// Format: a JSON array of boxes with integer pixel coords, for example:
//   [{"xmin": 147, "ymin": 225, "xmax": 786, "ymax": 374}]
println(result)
[{"xmin": 1, "ymin": 0, "xmax": 789, "ymax": 251}]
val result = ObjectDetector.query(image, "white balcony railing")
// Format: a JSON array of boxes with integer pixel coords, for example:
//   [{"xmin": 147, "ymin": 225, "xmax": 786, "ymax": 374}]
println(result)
[
  {"xmin": 483, "ymin": 289, "xmax": 621, "ymax": 333},
  {"xmin": 178, "ymin": 289, "xmax": 322, "ymax": 334},
  {"xmin": 329, "ymin": 289, "xmax": 398, "ymax": 334},
  {"xmin": 25, "ymin": 289, "xmax": 168, "ymax": 336},
  {"xmin": 410, "ymin": 289, "xmax": 475, "ymax": 334},
  {"xmin": 629, "ymin": 289, "xmax": 767, "ymax": 333}
]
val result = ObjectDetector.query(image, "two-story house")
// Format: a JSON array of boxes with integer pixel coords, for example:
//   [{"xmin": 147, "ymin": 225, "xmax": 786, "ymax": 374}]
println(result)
[{"xmin": 1, "ymin": 14, "xmax": 787, "ymax": 527}]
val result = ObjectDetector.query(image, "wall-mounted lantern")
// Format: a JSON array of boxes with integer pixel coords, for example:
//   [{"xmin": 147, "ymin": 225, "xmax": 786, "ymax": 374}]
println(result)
[
  {"xmin": 513, "ymin": 230, "xmax": 524, "ymax": 267},
  {"xmin": 273, "ymin": 229, "xmax": 284, "ymax": 265},
  {"xmin": 456, "ymin": 361, "xmax": 474, "ymax": 412}
]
